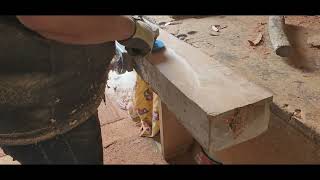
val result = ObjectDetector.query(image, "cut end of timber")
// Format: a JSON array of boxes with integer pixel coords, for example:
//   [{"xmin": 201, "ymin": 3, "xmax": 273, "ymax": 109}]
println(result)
[
  {"xmin": 268, "ymin": 16, "xmax": 292, "ymax": 57},
  {"xmin": 208, "ymin": 97, "xmax": 272, "ymax": 152},
  {"xmin": 275, "ymin": 46, "xmax": 293, "ymax": 57}
]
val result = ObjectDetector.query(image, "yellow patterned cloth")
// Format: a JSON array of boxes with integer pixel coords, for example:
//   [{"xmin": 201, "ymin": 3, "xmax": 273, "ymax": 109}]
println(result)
[{"xmin": 130, "ymin": 74, "xmax": 160, "ymax": 137}]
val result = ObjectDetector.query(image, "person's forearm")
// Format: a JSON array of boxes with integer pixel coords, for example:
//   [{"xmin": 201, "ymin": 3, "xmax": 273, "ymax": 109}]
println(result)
[{"xmin": 17, "ymin": 16, "xmax": 136, "ymax": 44}]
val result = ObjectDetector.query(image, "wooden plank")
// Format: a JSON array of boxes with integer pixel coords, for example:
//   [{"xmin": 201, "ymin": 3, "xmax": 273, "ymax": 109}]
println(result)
[
  {"xmin": 160, "ymin": 102, "xmax": 194, "ymax": 160},
  {"xmin": 133, "ymin": 28, "xmax": 273, "ymax": 152}
]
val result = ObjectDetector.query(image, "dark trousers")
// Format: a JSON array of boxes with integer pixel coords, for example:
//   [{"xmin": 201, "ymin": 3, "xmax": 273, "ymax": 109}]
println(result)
[{"xmin": 1, "ymin": 113, "xmax": 103, "ymax": 164}]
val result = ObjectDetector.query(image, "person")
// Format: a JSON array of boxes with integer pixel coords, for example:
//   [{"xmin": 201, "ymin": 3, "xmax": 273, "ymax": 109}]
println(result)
[{"xmin": 0, "ymin": 16, "xmax": 159, "ymax": 164}]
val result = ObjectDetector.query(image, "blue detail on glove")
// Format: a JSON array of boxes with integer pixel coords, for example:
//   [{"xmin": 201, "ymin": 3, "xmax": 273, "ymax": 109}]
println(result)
[{"xmin": 152, "ymin": 40, "xmax": 165, "ymax": 52}]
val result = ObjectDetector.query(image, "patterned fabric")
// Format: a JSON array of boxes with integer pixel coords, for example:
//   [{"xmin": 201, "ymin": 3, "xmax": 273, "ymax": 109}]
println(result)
[{"xmin": 132, "ymin": 74, "xmax": 160, "ymax": 137}]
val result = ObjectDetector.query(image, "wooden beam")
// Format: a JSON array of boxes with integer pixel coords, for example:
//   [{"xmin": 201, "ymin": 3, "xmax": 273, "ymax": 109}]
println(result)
[
  {"xmin": 133, "ymin": 29, "xmax": 273, "ymax": 152},
  {"xmin": 159, "ymin": 101, "xmax": 194, "ymax": 160}
]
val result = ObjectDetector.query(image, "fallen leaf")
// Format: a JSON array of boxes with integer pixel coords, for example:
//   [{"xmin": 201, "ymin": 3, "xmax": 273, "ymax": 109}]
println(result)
[
  {"xmin": 176, "ymin": 34, "xmax": 188, "ymax": 40},
  {"xmin": 209, "ymin": 32, "xmax": 219, "ymax": 36},
  {"xmin": 187, "ymin": 30, "xmax": 198, "ymax": 35},
  {"xmin": 248, "ymin": 33, "xmax": 263, "ymax": 46},
  {"xmin": 170, "ymin": 21, "xmax": 182, "ymax": 25},
  {"xmin": 163, "ymin": 22, "xmax": 172, "ymax": 27},
  {"xmin": 211, "ymin": 25, "xmax": 219, "ymax": 32},
  {"xmin": 220, "ymin": 25, "xmax": 228, "ymax": 29},
  {"xmin": 160, "ymin": 21, "xmax": 182, "ymax": 28},
  {"xmin": 158, "ymin": 22, "xmax": 166, "ymax": 26}
]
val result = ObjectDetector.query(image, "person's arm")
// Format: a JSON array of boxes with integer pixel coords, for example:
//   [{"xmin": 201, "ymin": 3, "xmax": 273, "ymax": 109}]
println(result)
[{"xmin": 17, "ymin": 16, "xmax": 136, "ymax": 45}]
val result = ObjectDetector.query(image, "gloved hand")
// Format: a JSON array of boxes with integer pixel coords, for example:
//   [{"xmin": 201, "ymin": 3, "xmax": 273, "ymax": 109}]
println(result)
[{"xmin": 119, "ymin": 16, "xmax": 159, "ymax": 57}]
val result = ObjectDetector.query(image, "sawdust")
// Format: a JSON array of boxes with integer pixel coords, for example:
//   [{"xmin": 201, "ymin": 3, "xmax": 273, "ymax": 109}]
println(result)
[
  {"xmin": 104, "ymin": 136, "xmax": 167, "ymax": 164},
  {"xmin": 285, "ymin": 16, "xmax": 320, "ymax": 28},
  {"xmin": 101, "ymin": 113, "xmax": 167, "ymax": 164}
]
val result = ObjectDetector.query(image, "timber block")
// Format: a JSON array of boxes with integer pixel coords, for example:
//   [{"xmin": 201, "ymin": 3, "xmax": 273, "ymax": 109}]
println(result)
[
  {"xmin": 134, "ymin": 28, "xmax": 273, "ymax": 152},
  {"xmin": 159, "ymin": 102, "xmax": 194, "ymax": 160}
]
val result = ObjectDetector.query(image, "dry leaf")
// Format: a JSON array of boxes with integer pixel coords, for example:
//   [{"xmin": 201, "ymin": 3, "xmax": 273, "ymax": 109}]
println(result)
[
  {"xmin": 187, "ymin": 31, "xmax": 198, "ymax": 35},
  {"xmin": 176, "ymin": 34, "xmax": 188, "ymax": 40},
  {"xmin": 158, "ymin": 22, "xmax": 166, "ymax": 26},
  {"xmin": 211, "ymin": 25, "xmax": 219, "ymax": 32},
  {"xmin": 163, "ymin": 22, "xmax": 172, "ymax": 27},
  {"xmin": 248, "ymin": 40, "xmax": 254, "ymax": 46},
  {"xmin": 248, "ymin": 33, "xmax": 263, "ymax": 46},
  {"xmin": 170, "ymin": 21, "xmax": 182, "ymax": 25},
  {"xmin": 211, "ymin": 25, "xmax": 227, "ymax": 32},
  {"xmin": 161, "ymin": 21, "xmax": 182, "ymax": 28},
  {"xmin": 220, "ymin": 25, "xmax": 228, "ymax": 29},
  {"xmin": 210, "ymin": 32, "xmax": 219, "ymax": 36}
]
